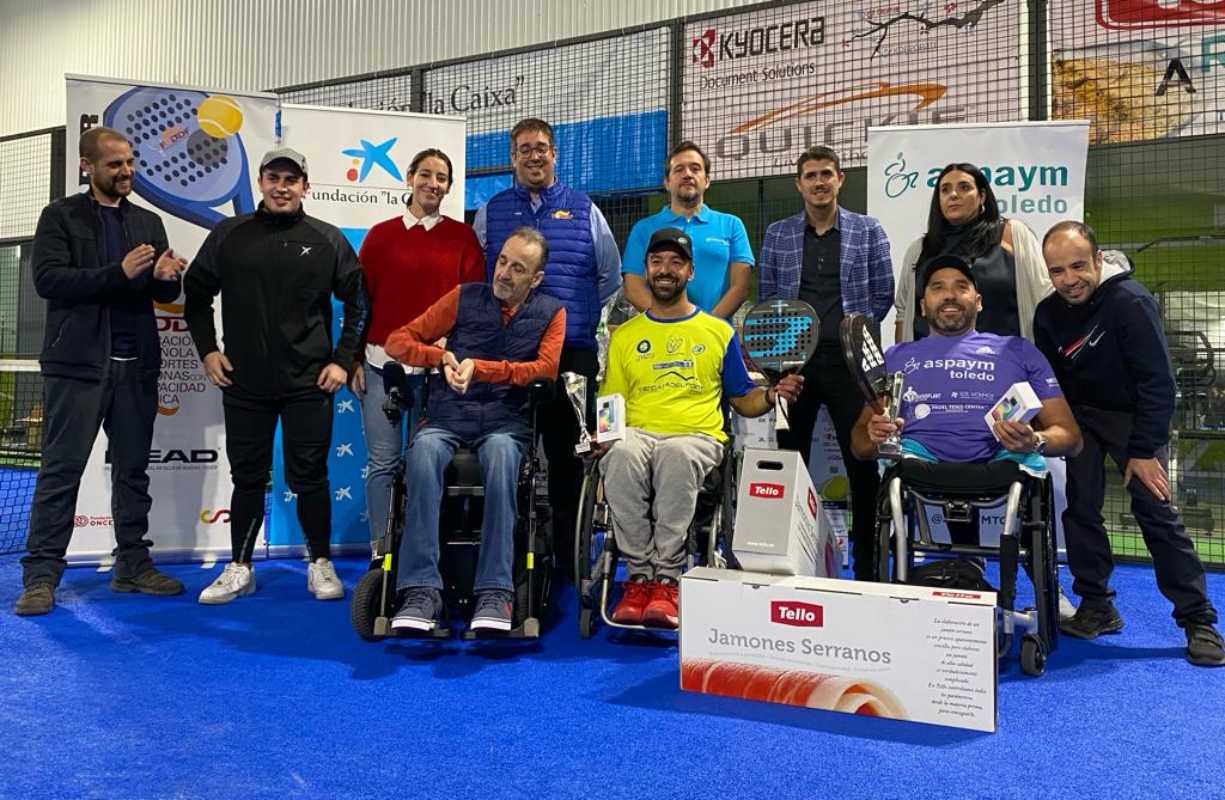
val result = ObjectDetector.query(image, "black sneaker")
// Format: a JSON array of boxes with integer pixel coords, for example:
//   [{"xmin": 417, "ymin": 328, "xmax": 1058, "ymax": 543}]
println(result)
[
  {"xmin": 391, "ymin": 587, "xmax": 444, "ymax": 632},
  {"xmin": 1060, "ymin": 599, "xmax": 1124, "ymax": 639},
  {"xmin": 14, "ymin": 583, "xmax": 55, "ymax": 616},
  {"xmin": 111, "ymin": 567, "xmax": 185, "ymax": 596},
  {"xmin": 1185, "ymin": 622, "xmax": 1225, "ymax": 667},
  {"xmin": 470, "ymin": 589, "xmax": 514, "ymax": 632}
]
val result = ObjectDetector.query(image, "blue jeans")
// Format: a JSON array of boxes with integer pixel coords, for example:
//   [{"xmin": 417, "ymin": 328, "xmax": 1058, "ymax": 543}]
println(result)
[
  {"xmin": 396, "ymin": 422, "xmax": 529, "ymax": 593},
  {"xmin": 359, "ymin": 360, "xmax": 422, "ymax": 542}
]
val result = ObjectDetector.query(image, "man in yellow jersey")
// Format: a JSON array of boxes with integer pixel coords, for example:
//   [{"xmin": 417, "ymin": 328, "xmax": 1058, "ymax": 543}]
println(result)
[{"xmin": 595, "ymin": 228, "xmax": 803, "ymax": 628}]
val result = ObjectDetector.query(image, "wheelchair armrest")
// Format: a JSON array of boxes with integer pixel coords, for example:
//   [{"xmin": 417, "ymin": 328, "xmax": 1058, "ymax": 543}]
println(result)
[{"xmin": 528, "ymin": 378, "xmax": 555, "ymax": 405}]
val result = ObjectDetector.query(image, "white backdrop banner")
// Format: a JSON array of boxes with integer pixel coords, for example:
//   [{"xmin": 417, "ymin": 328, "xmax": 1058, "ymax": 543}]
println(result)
[
  {"xmin": 268, "ymin": 104, "xmax": 466, "ymax": 551},
  {"xmin": 64, "ymin": 75, "xmax": 279, "ymax": 563}
]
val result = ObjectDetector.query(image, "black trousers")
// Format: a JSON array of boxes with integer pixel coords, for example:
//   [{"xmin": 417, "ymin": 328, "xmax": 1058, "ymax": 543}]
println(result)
[
  {"xmin": 776, "ymin": 347, "xmax": 881, "ymax": 581},
  {"xmin": 540, "ymin": 346, "xmax": 598, "ymax": 580},
  {"xmin": 223, "ymin": 385, "xmax": 333, "ymax": 563},
  {"xmin": 1064, "ymin": 404, "xmax": 1216, "ymax": 625},
  {"xmin": 23, "ymin": 359, "xmax": 157, "ymax": 587}
]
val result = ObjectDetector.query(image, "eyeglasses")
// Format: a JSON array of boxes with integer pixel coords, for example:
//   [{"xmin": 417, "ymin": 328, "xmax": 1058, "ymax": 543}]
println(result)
[{"xmin": 515, "ymin": 143, "xmax": 552, "ymax": 157}]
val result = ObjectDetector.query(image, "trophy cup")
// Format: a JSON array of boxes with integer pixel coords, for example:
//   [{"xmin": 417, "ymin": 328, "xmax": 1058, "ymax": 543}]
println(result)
[
  {"xmin": 877, "ymin": 370, "xmax": 906, "ymax": 459},
  {"xmin": 563, "ymin": 371, "xmax": 593, "ymax": 455}
]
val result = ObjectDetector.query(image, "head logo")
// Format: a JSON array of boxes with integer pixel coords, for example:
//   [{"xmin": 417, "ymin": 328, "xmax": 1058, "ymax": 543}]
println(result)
[
  {"xmin": 749, "ymin": 482, "xmax": 785, "ymax": 499},
  {"xmin": 1095, "ymin": 0, "xmax": 1225, "ymax": 28},
  {"xmin": 692, "ymin": 29, "xmax": 717, "ymax": 69},
  {"xmin": 341, "ymin": 137, "xmax": 402, "ymax": 183},
  {"xmin": 199, "ymin": 508, "xmax": 230, "ymax": 524},
  {"xmin": 771, "ymin": 600, "xmax": 824, "ymax": 627},
  {"xmin": 884, "ymin": 152, "xmax": 920, "ymax": 198}
]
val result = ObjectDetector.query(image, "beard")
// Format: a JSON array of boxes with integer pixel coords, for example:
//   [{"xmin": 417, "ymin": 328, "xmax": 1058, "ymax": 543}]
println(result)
[
  {"xmin": 648, "ymin": 274, "xmax": 689, "ymax": 303},
  {"xmin": 95, "ymin": 173, "xmax": 132, "ymax": 200},
  {"xmin": 927, "ymin": 302, "xmax": 975, "ymax": 334}
]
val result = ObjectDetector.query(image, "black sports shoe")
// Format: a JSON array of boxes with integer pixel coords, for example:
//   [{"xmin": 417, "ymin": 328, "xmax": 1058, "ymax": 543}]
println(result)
[
  {"xmin": 1185, "ymin": 622, "xmax": 1225, "ymax": 667},
  {"xmin": 1060, "ymin": 599, "xmax": 1124, "ymax": 639},
  {"xmin": 391, "ymin": 587, "xmax": 444, "ymax": 632},
  {"xmin": 14, "ymin": 583, "xmax": 55, "ymax": 616}
]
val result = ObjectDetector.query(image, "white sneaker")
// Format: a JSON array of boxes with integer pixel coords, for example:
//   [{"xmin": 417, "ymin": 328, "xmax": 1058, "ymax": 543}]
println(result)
[
  {"xmin": 1059, "ymin": 586, "xmax": 1078, "ymax": 621},
  {"xmin": 308, "ymin": 558, "xmax": 345, "ymax": 600},
  {"xmin": 198, "ymin": 562, "xmax": 255, "ymax": 605}
]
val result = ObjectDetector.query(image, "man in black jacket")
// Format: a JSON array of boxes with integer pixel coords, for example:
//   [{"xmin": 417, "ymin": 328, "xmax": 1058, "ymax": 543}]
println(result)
[
  {"xmin": 184, "ymin": 148, "xmax": 367, "ymax": 605},
  {"xmin": 16, "ymin": 127, "xmax": 188, "ymax": 616},
  {"xmin": 1036, "ymin": 221, "xmax": 1223, "ymax": 667}
]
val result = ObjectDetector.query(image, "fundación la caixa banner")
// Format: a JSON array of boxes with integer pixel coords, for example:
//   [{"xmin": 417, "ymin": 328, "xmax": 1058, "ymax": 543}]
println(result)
[
  {"xmin": 64, "ymin": 75, "xmax": 279, "ymax": 563},
  {"xmin": 682, "ymin": 0, "xmax": 1024, "ymax": 179},
  {"xmin": 424, "ymin": 27, "xmax": 671, "ymax": 208},
  {"xmin": 267, "ymin": 105, "xmax": 466, "ymax": 552}
]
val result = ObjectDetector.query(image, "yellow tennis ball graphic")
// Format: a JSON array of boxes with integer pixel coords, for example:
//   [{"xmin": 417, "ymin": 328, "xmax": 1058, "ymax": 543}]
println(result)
[
  {"xmin": 197, "ymin": 95, "xmax": 243, "ymax": 138},
  {"xmin": 820, "ymin": 475, "xmax": 850, "ymax": 502}
]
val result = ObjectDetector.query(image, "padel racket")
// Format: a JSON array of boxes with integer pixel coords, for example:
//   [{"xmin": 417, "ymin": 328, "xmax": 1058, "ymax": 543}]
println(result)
[
  {"xmin": 741, "ymin": 299, "xmax": 819, "ymax": 431},
  {"xmin": 841, "ymin": 313, "xmax": 904, "ymax": 456},
  {"xmin": 105, "ymin": 87, "xmax": 256, "ymax": 230}
]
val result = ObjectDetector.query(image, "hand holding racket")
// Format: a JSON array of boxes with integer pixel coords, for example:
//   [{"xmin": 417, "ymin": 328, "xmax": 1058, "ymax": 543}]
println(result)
[
  {"xmin": 741, "ymin": 299, "xmax": 819, "ymax": 431},
  {"xmin": 840, "ymin": 313, "xmax": 905, "ymax": 458}
]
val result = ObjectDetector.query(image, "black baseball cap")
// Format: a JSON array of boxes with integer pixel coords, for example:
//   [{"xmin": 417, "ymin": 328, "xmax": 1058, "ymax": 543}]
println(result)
[
  {"xmin": 920, "ymin": 254, "xmax": 976, "ymax": 293},
  {"xmin": 646, "ymin": 227, "xmax": 693, "ymax": 261}
]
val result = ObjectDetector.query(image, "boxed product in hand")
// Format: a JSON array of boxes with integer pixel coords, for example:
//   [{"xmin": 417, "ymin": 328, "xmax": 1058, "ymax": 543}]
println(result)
[
  {"xmin": 596, "ymin": 393, "xmax": 626, "ymax": 443},
  {"xmin": 984, "ymin": 381, "xmax": 1041, "ymax": 439}
]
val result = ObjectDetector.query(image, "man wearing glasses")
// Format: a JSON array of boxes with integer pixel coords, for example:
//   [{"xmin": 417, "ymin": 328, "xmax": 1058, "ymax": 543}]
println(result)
[{"xmin": 473, "ymin": 118, "xmax": 621, "ymax": 582}]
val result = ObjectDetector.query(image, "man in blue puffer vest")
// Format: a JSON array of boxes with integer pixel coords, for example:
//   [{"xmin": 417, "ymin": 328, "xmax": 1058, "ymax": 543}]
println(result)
[
  {"xmin": 383, "ymin": 227, "xmax": 565, "ymax": 633},
  {"xmin": 473, "ymin": 118, "xmax": 621, "ymax": 581}
]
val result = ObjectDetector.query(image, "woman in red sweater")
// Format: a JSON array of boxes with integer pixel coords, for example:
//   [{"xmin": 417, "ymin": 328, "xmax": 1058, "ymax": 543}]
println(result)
[{"xmin": 350, "ymin": 148, "xmax": 485, "ymax": 546}]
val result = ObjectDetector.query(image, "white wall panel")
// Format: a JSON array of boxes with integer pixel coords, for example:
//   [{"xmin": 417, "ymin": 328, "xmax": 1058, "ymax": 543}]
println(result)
[{"xmin": 0, "ymin": 0, "xmax": 757, "ymax": 136}]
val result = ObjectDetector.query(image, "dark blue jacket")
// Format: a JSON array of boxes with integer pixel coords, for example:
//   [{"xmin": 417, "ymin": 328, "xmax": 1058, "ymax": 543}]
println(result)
[
  {"xmin": 32, "ymin": 192, "xmax": 179, "ymax": 382},
  {"xmin": 483, "ymin": 181, "xmax": 597, "ymax": 350},
  {"xmin": 427, "ymin": 283, "xmax": 562, "ymax": 439},
  {"xmin": 1033, "ymin": 267, "xmax": 1176, "ymax": 458}
]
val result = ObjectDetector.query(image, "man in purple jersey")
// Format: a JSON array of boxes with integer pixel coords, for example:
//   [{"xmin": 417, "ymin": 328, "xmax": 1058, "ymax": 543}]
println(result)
[{"xmin": 851, "ymin": 255, "xmax": 1081, "ymax": 548}]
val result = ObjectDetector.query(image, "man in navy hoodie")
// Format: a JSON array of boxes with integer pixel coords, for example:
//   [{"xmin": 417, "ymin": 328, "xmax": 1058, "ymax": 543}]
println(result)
[{"xmin": 1035, "ymin": 221, "xmax": 1223, "ymax": 667}]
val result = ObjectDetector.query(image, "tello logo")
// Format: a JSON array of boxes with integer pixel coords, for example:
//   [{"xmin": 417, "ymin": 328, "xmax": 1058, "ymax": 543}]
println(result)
[
  {"xmin": 749, "ymin": 482, "xmax": 785, "ymax": 499},
  {"xmin": 771, "ymin": 600, "xmax": 824, "ymax": 627},
  {"xmin": 1096, "ymin": 0, "xmax": 1225, "ymax": 28},
  {"xmin": 807, "ymin": 488, "xmax": 818, "ymax": 517}
]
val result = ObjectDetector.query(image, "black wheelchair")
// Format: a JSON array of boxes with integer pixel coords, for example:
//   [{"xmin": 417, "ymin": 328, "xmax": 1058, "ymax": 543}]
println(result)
[
  {"xmin": 874, "ymin": 459, "xmax": 1060, "ymax": 676},
  {"xmin": 350, "ymin": 363, "xmax": 554, "ymax": 641},
  {"xmin": 573, "ymin": 441, "xmax": 737, "ymax": 638}
]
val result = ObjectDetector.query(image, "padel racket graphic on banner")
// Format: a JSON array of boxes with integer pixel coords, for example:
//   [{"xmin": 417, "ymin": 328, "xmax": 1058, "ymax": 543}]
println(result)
[
  {"xmin": 741, "ymin": 299, "xmax": 819, "ymax": 432},
  {"xmin": 104, "ymin": 87, "xmax": 256, "ymax": 229},
  {"xmin": 840, "ymin": 313, "xmax": 904, "ymax": 458}
]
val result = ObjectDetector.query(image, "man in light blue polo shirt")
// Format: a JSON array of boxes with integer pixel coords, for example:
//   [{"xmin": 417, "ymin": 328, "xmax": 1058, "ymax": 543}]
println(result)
[{"xmin": 621, "ymin": 141, "xmax": 754, "ymax": 319}]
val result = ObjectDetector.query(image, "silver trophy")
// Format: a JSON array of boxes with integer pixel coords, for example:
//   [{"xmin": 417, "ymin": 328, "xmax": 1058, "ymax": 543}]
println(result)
[
  {"xmin": 877, "ymin": 371, "xmax": 906, "ymax": 459},
  {"xmin": 563, "ymin": 371, "xmax": 592, "ymax": 454}
]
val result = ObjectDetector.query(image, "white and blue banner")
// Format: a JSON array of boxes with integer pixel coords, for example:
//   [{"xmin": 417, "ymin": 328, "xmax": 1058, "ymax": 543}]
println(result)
[
  {"xmin": 423, "ymin": 27, "xmax": 670, "ymax": 208},
  {"xmin": 65, "ymin": 76, "xmax": 279, "ymax": 564},
  {"xmin": 267, "ymin": 104, "xmax": 466, "ymax": 552}
]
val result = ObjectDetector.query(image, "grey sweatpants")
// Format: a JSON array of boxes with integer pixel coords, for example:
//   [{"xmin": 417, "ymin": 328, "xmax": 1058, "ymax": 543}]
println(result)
[{"xmin": 600, "ymin": 427, "xmax": 723, "ymax": 581}]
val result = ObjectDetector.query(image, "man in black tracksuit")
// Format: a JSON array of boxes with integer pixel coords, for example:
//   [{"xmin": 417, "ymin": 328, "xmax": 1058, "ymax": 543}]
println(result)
[
  {"xmin": 16, "ymin": 126, "xmax": 188, "ymax": 616},
  {"xmin": 1035, "ymin": 221, "xmax": 1223, "ymax": 667},
  {"xmin": 184, "ymin": 148, "xmax": 368, "ymax": 605}
]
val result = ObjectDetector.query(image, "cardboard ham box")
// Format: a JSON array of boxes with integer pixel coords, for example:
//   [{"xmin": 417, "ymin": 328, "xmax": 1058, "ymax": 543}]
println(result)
[{"xmin": 679, "ymin": 567, "xmax": 998, "ymax": 732}]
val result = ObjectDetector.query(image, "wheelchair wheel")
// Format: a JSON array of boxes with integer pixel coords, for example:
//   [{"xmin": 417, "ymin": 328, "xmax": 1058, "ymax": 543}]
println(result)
[
  {"xmin": 351, "ymin": 568, "xmax": 386, "ymax": 641},
  {"xmin": 574, "ymin": 466, "xmax": 598, "ymax": 584},
  {"xmin": 1020, "ymin": 635, "xmax": 1047, "ymax": 677},
  {"xmin": 579, "ymin": 607, "xmax": 594, "ymax": 639}
]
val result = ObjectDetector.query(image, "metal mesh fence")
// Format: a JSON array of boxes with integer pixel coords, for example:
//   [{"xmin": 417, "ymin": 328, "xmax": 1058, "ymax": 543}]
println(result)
[{"xmin": 0, "ymin": 0, "xmax": 1222, "ymax": 566}]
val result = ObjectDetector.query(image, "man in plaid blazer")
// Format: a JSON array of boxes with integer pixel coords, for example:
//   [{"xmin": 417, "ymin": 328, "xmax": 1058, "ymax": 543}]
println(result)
[{"xmin": 758, "ymin": 145, "xmax": 894, "ymax": 581}]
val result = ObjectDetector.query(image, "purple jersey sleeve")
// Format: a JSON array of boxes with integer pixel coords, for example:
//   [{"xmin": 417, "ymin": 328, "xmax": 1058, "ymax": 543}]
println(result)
[{"xmin": 1015, "ymin": 338, "xmax": 1063, "ymax": 400}]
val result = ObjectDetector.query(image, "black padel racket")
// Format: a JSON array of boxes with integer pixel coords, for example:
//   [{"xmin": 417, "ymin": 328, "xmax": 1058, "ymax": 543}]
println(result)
[
  {"xmin": 741, "ymin": 299, "xmax": 819, "ymax": 431},
  {"xmin": 840, "ymin": 312, "xmax": 891, "ymax": 413}
]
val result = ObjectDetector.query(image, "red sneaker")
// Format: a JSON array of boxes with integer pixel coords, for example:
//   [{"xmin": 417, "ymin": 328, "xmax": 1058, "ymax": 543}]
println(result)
[
  {"xmin": 611, "ymin": 579, "xmax": 654, "ymax": 624},
  {"xmin": 643, "ymin": 578, "xmax": 679, "ymax": 629}
]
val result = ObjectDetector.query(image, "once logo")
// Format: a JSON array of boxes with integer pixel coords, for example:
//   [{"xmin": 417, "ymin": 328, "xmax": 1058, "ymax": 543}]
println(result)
[
  {"xmin": 771, "ymin": 600, "xmax": 824, "ymax": 627},
  {"xmin": 749, "ymin": 482, "xmax": 785, "ymax": 499},
  {"xmin": 73, "ymin": 515, "xmax": 89, "ymax": 528}
]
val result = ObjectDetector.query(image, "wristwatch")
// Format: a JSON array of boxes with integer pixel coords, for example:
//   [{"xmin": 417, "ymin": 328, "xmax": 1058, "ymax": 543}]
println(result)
[{"xmin": 1033, "ymin": 431, "xmax": 1048, "ymax": 456}]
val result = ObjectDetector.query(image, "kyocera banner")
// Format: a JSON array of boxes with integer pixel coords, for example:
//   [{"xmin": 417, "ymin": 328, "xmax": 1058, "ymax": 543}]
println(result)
[
  {"xmin": 64, "ymin": 76, "xmax": 278, "ymax": 563},
  {"xmin": 682, "ymin": 0, "xmax": 1023, "ymax": 179},
  {"xmin": 267, "ymin": 104, "xmax": 466, "ymax": 552}
]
